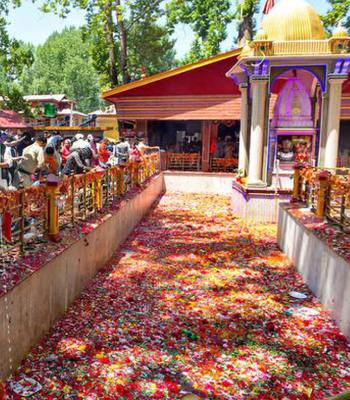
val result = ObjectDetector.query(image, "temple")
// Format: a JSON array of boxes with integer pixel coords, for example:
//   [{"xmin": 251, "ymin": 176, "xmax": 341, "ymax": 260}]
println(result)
[{"xmin": 103, "ymin": 0, "xmax": 350, "ymax": 220}]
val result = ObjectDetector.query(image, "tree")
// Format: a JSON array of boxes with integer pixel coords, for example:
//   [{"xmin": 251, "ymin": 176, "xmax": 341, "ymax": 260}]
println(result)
[
  {"xmin": 233, "ymin": 0, "xmax": 259, "ymax": 47},
  {"xmin": 40, "ymin": 0, "xmax": 176, "ymax": 88},
  {"xmin": 322, "ymin": 0, "xmax": 350, "ymax": 33},
  {"xmin": 0, "ymin": 0, "xmax": 33, "ymax": 114},
  {"xmin": 166, "ymin": 0, "xmax": 234, "ymax": 62},
  {"xmin": 20, "ymin": 28, "xmax": 101, "ymax": 113},
  {"xmin": 127, "ymin": 22, "xmax": 177, "ymax": 81}
]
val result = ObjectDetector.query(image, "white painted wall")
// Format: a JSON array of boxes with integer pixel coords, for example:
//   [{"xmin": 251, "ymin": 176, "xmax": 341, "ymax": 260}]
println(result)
[
  {"xmin": 163, "ymin": 171, "xmax": 234, "ymax": 195},
  {"xmin": 278, "ymin": 204, "xmax": 350, "ymax": 340}
]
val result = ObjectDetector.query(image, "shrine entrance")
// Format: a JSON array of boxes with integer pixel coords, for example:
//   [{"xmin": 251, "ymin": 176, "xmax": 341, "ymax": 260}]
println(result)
[{"xmin": 268, "ymin": 69, "xmax": 321, "ymax": 189}]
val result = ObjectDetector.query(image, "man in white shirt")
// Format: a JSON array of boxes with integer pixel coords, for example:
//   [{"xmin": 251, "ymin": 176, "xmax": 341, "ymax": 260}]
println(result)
[
  {"xmin": 71, "ymin": 134, "xmax": 90, "ymax": 151},
  {"xmin": 17, "ymin": 135, "xmax": 47, "ymax": 187},
  {"xmin": 136, "ymin": 138, "xmax": 159, "ymax": 156}
]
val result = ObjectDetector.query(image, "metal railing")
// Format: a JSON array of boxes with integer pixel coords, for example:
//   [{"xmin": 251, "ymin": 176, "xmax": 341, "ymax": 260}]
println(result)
[
  {"xmin": 166, "ymin": 153, "xmax": 201, "ymax": 171},
  {"xmin": 0, "ymin": 153, "xmax": 160, "ymax": 256},
  {"xmin": 292, "ymin": 164, "xmax": 350, "ymax": 231},
  {"xmin": 210, "ymin": 157, "xmax": 238, "ymax": 173}
]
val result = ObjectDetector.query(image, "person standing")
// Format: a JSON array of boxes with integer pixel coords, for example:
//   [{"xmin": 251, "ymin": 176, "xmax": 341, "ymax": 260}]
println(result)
[
  {"xmin": 3, "ymin": 135, "xmax": 24, "ymax": 188},
  {"xmin": 61, "ymin": 138, "xmax": 71, "ymax": 167},
  {"xmin": 87, "ymin": 134, "xmax": 99, "ymax": 167},
  {"xmin": 129, "ymin": 142, "xmax": 142, "ymax": 162},
  {"xmin": 137, "ymin": 138, "xmax": 159, "ymax": 157},
  {"xmin": 114, "ymin": 137, "xmax": 130, "ymax": 164},
  {"xmin": 98, "ymin": 138, "xmax": 111, "ymax": 167},
  {"xmin": 17, "ymin": 135, "xmax": 47, "ymax": 187},
  {"xmin": 0, "ymin": 132, "xmax": 11, "ymax": 189},
  {"xmin": 224, "ymin": 137, "xmax": 234, "ymax": 159}
]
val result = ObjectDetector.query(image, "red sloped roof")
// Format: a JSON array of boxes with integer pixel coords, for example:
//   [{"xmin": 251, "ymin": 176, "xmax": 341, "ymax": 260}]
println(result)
[
  {"xmin": 103, "ymin": 49, "xmax": 242, "ymax": 102},
  {"xmin": 0, "ymin": 110, "xmax": 28, "ymax": 129}
]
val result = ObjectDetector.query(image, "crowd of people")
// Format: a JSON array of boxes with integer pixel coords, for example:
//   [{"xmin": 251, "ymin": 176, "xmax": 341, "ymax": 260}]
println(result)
[{"xmin": 0, "ymin": 131, "xmax": 159, "ymax": 192}]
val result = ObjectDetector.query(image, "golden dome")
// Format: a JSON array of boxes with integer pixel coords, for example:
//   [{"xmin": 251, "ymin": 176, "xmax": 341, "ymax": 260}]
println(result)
[
  {"xmin": 332, "ymin": 24, "xmax": 349, "ymax": 39},
  {"xmin": 262, "ymin": 0, "xmax": 326, "ymax": 42},
  {"xmin": 256, "ymin": 27, "xmax": 268, "ymax": 41}
]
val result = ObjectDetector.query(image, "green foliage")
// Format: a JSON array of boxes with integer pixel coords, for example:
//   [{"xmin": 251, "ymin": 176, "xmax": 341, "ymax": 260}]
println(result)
[
  {"xmin": 322, "ymin": 0, "xmax": 350, "ymax": 33},
  {"xmin": 20, "ymin": 27, "xmax": 101, "ymax": 113},
  {"xmin": 166, "ymin": 0, "xmax": 234, "ymax": 62},
  {"xmin": 127, "ymin": 22, "xmax": 177, "ymax": 81},
  {"xmin": 233, "ymin": 0, "xmax": 259, "ymax": 45},
  {"xmin": 0, "ymin": 0, "xmax": 34, "ymax": 114},
  {"xmin": 39, "ymin": 0, "xmax": 177, "ymax": 87}
]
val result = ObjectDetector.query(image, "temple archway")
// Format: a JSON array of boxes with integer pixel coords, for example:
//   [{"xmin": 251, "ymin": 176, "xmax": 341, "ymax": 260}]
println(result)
[{"xmin": 268, "ymin": 69, "xmax": 320, "ymax": 187}]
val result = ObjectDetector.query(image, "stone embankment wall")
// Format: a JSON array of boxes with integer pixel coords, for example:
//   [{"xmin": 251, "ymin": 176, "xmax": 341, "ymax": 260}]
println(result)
[
  {"xmin": 278, "ymin": 204, "xmax": 350, "ymax": 340},
  {"xmin": 0, "ymin": 175, "xmax": 165, "ymax": 379}
]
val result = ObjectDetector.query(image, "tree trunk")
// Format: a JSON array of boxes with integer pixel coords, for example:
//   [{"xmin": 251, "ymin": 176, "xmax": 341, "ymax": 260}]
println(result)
[
  {"xmin": 105, "ymin": 7, "xmax": 119, "ymax": 87},
  {"xmin": 237, "ymin": 16, "xmax": 253, "ymax": 47},
  {"xmin": 115, "ymin": 0, "xmax": 130, "ymax": 84}
]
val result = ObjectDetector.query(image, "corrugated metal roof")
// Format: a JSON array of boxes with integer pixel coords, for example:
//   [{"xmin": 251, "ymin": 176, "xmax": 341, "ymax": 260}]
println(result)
[
  {"xmin": 57, "ymin": 108, "xmax": 87, "ymax": 117},
  {"xmin": 24, "ymin": 94, "xmax": 72, "ymax": 103}
]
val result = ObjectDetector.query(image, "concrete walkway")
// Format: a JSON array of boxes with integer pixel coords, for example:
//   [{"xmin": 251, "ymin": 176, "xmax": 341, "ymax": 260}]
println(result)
[{"xmin": 5, "ymin": 193, "xmax": 350, "ymax": 399}]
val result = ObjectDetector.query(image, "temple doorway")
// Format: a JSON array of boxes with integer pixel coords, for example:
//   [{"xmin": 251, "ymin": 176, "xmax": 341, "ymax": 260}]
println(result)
[
  {"xmin": 210, "ymin": 121, "xmax": 240, "ymax": 172},
  {"xmin": 269, "ymin": 69, "xmax": 321, "ymax": 188}
]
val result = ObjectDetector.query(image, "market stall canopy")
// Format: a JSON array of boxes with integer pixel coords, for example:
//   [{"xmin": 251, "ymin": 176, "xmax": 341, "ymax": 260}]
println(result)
[{"xmin": 0, "ymin": 110, "xmax": 28, "ymax": 129}]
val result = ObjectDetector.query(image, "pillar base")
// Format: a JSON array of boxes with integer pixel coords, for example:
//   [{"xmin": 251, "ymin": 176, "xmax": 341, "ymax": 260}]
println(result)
[
  {"xmin": 48, "ymin": 233, "xmax": 61, "ymax": 243},
  {"xmin": 246, "ymin": 180, "xmax": 268, "ymax": 188}
]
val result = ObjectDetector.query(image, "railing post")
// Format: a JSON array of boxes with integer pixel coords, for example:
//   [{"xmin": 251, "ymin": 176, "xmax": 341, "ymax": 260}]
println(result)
[
  {"xmin": 340, "ymin": 194, "xmax": 346, "ymax": 231},
  {"xmin": 131, "ymin": 162, "xmax": 140, "ymax": 186},
  {"xmin": 70, "ymin": 174, "xmax": 75, "ymax": 225},
  {"xmin": 292, "ymin": 163, "xmax": 303, "ymax": 202},
  {"xmin": 144, "ymin": 158, "xmax": 150, "ymax": 180},
  {"xmin": 105, "ymin": 168, "xmax": 110, "ymax": 207},
  {"xmin": 94, "ymin": 169, "xmax": 104, "ymax": 211},
  {"xmin": 46, "ymin": 176, "xmax": 60, "ymax": 242},
  {"xmin": 117, "ymin": 167, "xmax": 123, "ymax": 195},
  {"xmin": 83, "ymin": 171, "xmax": 87, "ymax": 219},
  {"xmin": 316, "ymin": 171, "xmax": 330, "ymax": 218},
  {"xmin": 19, "ymin": 188, "xmax": 25, "ymax": 255}
]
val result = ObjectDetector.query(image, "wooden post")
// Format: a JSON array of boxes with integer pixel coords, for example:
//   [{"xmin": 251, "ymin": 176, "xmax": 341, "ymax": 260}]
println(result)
[
  {"xmin": 105, "ymin": 168, "xmax": 110, "ymax": 206},
  {"xmin": 117, "ymin": 167, "xmax": 123, "ymax": 195},
  {"xmin": 131, "ymin": 162, "xmax": 140, "ymax": 186},
  {"xmin": 201, "ymin": 121, "xmax": 211, "ymax": 172},
  {"xmin": 46, "ymin": 179, "xmax": 60, "ymax": 242},
  {"xmin": 316, "ymin": 171, "xmax": 330, "ymax": 218},
  {"xmin": 292, "ymin": 164, "xmax": 303, "ymax": 202},
  {"xmin": 94, "ymin": 172, "xmax": 104, "ymax": 211},
  {"xmin": 70, "ymin": 175, "xmax": 75, "ymax": 225},
  {"xmin": 83, "ymin": 171, "xmax": 87, "ymax": 219},
  {"xmin": 19, "ymin": 189, "xmax": 25, "ymax": 255}
]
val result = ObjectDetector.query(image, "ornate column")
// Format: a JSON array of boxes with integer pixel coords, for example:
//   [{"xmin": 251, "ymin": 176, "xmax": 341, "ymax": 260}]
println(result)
[
  {"xmin": 247, "ymin": 78, "xmax": 269, "ymax": 186},
  {"xmin": 323, "ymin": 78, "xmax": 345, "ymax": 168},
  {"xmin": 238, "ymin": 83, "xmax": 249, "ymax": 174}
]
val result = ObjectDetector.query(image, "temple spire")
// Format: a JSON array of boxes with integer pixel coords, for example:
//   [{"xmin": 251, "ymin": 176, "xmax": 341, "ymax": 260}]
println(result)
[{"xmin": 262, "ymin": 0, "xmax": 275, "ymax": 15}]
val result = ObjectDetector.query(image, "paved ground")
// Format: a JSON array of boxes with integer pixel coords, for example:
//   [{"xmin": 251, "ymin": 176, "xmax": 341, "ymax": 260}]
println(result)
[{"xmin": 5, "ymin": 193, "xmax": 350, "ymax": 399}]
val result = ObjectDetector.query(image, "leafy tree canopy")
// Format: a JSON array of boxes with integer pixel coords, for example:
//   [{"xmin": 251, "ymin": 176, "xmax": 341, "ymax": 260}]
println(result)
[
  {"xmin": 20, "ymin": 27, "xmax": 102, "ymax": 113},
  {"xmin": 322, "ymin": 0, "xmax": 350, "ymax": 33},
  {"xmin": 233, "ymin": 0, "xmax": 259, "ymax": 46},
  {"xmin": 166, "ymin": 0, "xmax": 234, "ymax": 63},
  {"xmin": 39, "ymin": 0, "xmax": 177, "ymax": 88},
  {"xmin": 0, "ymin": 0, "xmax": 33, "ymax": 114}
]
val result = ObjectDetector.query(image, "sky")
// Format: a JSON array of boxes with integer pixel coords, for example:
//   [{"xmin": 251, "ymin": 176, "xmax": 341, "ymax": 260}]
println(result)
[{"xmin": 7, "ymin": 0, "xmax": 330, "ymax": 59}]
